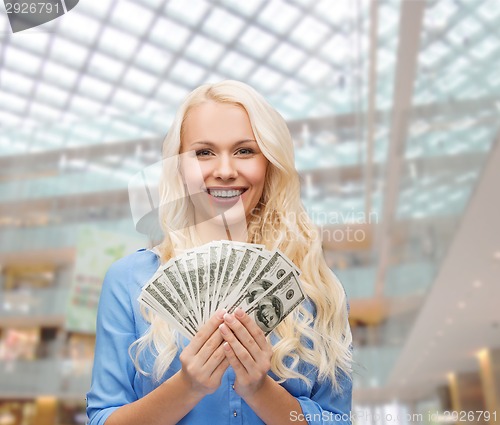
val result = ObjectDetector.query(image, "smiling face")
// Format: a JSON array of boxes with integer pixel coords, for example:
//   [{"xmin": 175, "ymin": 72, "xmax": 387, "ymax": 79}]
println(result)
[{"xmin": 180, "ymin": 101, "xmax": 269, "ymax": 228}]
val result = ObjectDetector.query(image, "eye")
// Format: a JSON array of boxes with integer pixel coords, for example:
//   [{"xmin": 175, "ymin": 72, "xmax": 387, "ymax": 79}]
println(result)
[
  {"xmin": 195, "ymin": 149, "xmax": 213, "ymax": 157},
  {"xmin": 236, "ymin": 147, "xmax": 255, "ymax": 155}
]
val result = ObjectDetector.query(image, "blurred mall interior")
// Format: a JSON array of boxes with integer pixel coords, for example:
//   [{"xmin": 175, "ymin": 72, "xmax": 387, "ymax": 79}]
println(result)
[{"xmin": 0, "ymin": 0, "xmax": 499, "ymax": 424}]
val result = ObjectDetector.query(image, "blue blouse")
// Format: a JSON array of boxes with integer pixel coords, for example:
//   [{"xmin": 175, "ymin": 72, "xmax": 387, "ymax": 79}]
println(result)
[{"xmin": 86, "ymin": 249, "xmax": 352, "ymax": 425}]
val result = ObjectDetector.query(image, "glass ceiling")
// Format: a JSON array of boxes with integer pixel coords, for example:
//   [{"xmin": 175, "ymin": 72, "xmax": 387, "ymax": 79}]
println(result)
[{"xmin": 1, "ymin": 0, "xmax": 500, "ymax": 394}]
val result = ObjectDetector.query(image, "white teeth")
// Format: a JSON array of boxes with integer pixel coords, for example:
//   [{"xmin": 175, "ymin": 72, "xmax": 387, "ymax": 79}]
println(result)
[{"xmin": 208, "ymin": 189, "xmax": 244, "ymax": 198}]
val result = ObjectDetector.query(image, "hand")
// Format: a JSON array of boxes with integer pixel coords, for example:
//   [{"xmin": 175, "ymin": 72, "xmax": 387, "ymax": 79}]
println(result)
[
  {"xmin": 218, "ymin": 307, "xmax": 273, "ymax": 399},
  {"xmin": 179, "ymin": 310, "xmax": 229, "ymax": 397}
]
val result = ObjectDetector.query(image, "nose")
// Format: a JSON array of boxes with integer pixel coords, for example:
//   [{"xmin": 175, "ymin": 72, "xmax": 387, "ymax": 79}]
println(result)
[{"xmin": 212, "ymin": 154, "xmax": 238, "ymax": 180}]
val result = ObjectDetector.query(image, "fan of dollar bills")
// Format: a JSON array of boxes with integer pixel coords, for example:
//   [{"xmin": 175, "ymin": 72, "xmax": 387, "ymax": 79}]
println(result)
[{"xmin": 138, "ymin": 240, "xmax": 304, "ymax": 339}]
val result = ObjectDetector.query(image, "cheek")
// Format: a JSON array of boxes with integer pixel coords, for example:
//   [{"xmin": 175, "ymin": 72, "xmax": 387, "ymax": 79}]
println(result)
[
  {"xmin": 245, "ymin": 159, "xmax": 268, "ymax": 187},
  {"xmin": 181, "ymin": 160, "xmax": 211, "ymax": 190}
]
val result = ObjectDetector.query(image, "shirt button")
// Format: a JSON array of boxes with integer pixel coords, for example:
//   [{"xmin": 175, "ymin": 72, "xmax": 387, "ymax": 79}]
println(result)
[
  {"xmin": 232, "ymin": 384, "xmax": 235, "ymax": 390},
  {"xmin": 233, "ymin": 410, "xmax": 238, "ymax": 417}
]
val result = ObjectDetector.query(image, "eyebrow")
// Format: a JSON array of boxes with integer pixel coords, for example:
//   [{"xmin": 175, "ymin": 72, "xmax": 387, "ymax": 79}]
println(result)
[{"xmin": 190, "ymin": 139, "xmax": 257, "ymax": 147}]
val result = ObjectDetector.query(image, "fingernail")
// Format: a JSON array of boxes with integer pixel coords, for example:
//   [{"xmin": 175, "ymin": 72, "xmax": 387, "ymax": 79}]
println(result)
[
  {"xmin": 224, "ymin": 313, "xmax": 234, "ymax": 323},
  {"xmin": 235, "ymin": 307, "xmax": 244, "ymax": 318},
  {"xmin": 223, "ymin": 341, "xmax": 231, "ymax": 351},
  {"xmin": 219, "ymin": 323, "xmax": 228, "ymax": 335},
  {"xmin": 216, "ymin": 309, "xmax": 226, "ymax": 320}
]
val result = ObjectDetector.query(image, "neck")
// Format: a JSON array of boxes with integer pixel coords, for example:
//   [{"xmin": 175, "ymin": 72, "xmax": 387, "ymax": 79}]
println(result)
[{"xmin": 194, "ymin": 214, "xmax": 248, "ymax": 244}]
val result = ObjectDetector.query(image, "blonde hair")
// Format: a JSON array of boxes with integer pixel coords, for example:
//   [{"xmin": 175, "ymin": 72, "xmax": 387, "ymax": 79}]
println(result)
[{"xmin": 130, "ymin": 80, "xmax": 352, "ymax": 391}]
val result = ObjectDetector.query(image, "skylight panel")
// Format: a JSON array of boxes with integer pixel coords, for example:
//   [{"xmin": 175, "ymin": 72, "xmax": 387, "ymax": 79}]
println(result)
[
  {"xmin": 157, "ymin": 81, "xmax": 189, "ymax": 104},
  {"xmin": 420, "ymin": 42, "xmax": 448, "ymax": 68},
  {"xmin": 135, "ymin": 43, "xmax": 172, "ymax": 75},
  {"xmin": 111, "ymin": 1, "xmax": 155, "ymax": 37},
  {"xmin": 258, "ymin": 0, "xmax": 300, "ymax": 35},
  {"xmin": 110, "ymin": 120, "xmax": 142, "ymax": 137},
  {"xmin": 249, "ymin": 66, "xmax": 283, "ymax": 92},
  {"xmin": 70, "ymin": 95, "xmax": 103, "ymax": 117},
  {"xmin": 51, "ymin": 38, "xmax": 89, "ymax": 68},
  {"xmin": 88, "ymin": 52, "xmax": 126, "ymax": 82},
  {"xmin": 78, "ymin": 75, "xmax": 114, "ymax": 102},
  {"xmin": 58, "ymin": 12, "xmax": 101, "ymax": 45},
  {"xmin": 4, "ymin": 47, "xmax": 42, "ymax": 76},
  {"xmin": 280, "ymin": 78, "xmax": 307, "ymax": 94},
  {"xmin": 320, "ymin": 34, "xmax": 350, "ymax": 66},
  {"xmin": 237, "ymin": 26, "xmax": 276, "ymax": 58},
  {"xmin": 202, "ymin": 8, "xmax": 245, "ymax": 42},
  {"xmin": 471, "ymin": 37, "xmax": 497, "ymax": 61},
  {"xmin": 30, "ymin": 102, "xmax": 61, "ymax": 122},
  {"xmin": 1, "ymin": 92, "xmax": 28, "ymax": 114},
  {"xmin": 477, "ymin": 0, "xmax": 500, "ymax": 22},
  {"xmin": 169, "ymin": 59, "xmax": 205, "ymax": 86},
  {"xmin": 122, "ymin": 68, "xmax": 157, "ymax": 95},
  {"xmin": 165, "ymin": 0, "xmax": 210, "ymax": 26},
  {"xmin": 150, "ymin": 17, "xmax": 191, "ymax": 52},
  {"xmin": 428, "ymin": 0, "xmax": 457, "ymax": 29},
  {"xmin": 269, "ymin": 42, "xmax": 306, "ymax": 71},
  {"xmin": 36, "ymin": 82, "xmax": 69, "ymax": 107},
  {"xmin": 98, "ymin": 27, "xmax": 139, "ymax": 61},
  {"xmin": 289, "ymin": 16, "xmax": 330, "ymax": 50},
  {"xmin": 77, "ymin": 0, "xmax": 113, "ymax": 19},
  {"xmin": 282, "ymin": 92, "xmax": 310, "ymax": 112},
  {"xmin": 204, "ymin": 72, "xmax": 227, "ymax": 84},
  {"xmin": 0, "ymin": 111, "xmax": 22, "ymax": 128},
  {"xmin": 42, "ymin": 61, "xmax": 79, "ymax": 90},
  {"xmin": 111, "ymin": 88, "xmax": 145, "ymax": 111},
  {"xmin": 452, "ymin": 16, "xmax": 481, "ymax": 40},
  {"xmin": 315, "ymin": 0, "xmax": 351, "ymax": 26},
  {"xmin": 220, "ymin": 0, "xmax": 265, "ymax": 17},
  {"xmin": 298, "ymin": 58, "xmax": 330, "ymax": 85},
  {"xmin": 185, "ymin": 35, "xmax": 224, "ymax": 66},
  {"xmin": 72, "ymin": 124, "xmax": 103, "ymax": 142},
  {"xmin": 218, "ymin": 51, "xmax": 255, "ymax": 80},
  {"xmin": 0, "ymin": 69, "xmax": 34, "ymax": 97},
  {"xmin": 37, "ymin": 130, "xmax": 65, "ymax": 147},
  {"xmin": 9, "ymin": 33, "xmax": 50, "ymax": 55}
]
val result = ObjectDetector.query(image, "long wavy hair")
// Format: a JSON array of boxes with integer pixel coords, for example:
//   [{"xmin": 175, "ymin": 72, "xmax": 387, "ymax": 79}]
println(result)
[{"xmin": 130, "ymin": 80, "xmax": 352, "ymax": 391}]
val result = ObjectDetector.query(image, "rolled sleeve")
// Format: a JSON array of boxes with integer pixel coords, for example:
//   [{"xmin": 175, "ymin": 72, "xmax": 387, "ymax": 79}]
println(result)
[
  {"xmin": 86, "ymin": 258, "xmax": 140, "ymax": 425},
  {"xmin": 296, "ymin": 370, "xmax": 353, "ymax": 425}
]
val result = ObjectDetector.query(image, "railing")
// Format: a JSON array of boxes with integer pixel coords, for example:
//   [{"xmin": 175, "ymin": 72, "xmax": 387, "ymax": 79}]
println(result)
[
  {"xmin": 0, "ymin": 286, "xmax": 70, "ymax": 317},
  {"xmin": 0, "ymin": 358, "xmax": 91, "ymax": 398}
]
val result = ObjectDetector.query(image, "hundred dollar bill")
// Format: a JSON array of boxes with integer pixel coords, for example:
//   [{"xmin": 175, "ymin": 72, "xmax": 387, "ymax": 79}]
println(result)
[
  {"xmin": 194, "ymin": 248, "xmax": 210, "ymax": 323},
  {"xmin": 184, "ymin": 253, "xmax": 200, "ymax": 323},
  {"xmin": 214, "ymin": 241, "xmax": 264, "ymax": 308},
  {"xmin": 222, "ymin": 247, "xmax": 266, "ymax": 310},
  {"xmin": 139, "ymin": 285, "xmax": 196, "ymax": 337},
  {"xmin": 138, "ymin": 295, "xmax": 194, "ymax": 340},
  {"xmin": 215, "ymin": 245, "xmax": 247, "ymax": 309},
  {"xmin": 211, "ymin": 241, "xmax": 231, "ymax": 314},
  {"xmin": 172, "ymin": 257, "xmax": 199, "ymax": 325},
  {"xmin": 208, "ymin": 242, "xmax": 219, "ymax": 317},
  {"xmin": 245, "ymin": 271, "xmax": 305, "ymax": 335},
  {"xmin": 163, "ymin": 260, "xmax": 199, "ymax": 327},
  {"xmin": 149, "ymin": 274, "xmax": 198, "ymax": 333},
  {"xmin": 226, "ymin": 249, "xmax": 283, "ymax": 313}
]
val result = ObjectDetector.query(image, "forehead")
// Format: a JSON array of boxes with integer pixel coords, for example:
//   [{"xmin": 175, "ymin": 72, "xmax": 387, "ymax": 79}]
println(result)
[{"xmin": 181, "ymin": 101, "xmax": 255, "ymax": 145}]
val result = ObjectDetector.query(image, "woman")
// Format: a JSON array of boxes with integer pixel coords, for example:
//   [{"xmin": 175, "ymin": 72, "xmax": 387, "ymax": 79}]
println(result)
[{"xmin": 86, "ymin": 80, "xmax": 353, "ymax": 425}]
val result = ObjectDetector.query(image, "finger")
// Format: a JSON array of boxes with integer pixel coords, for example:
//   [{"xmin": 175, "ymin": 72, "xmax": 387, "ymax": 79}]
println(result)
[
  {"xmin": 222, "ymin": 341, "xmax": 247, "ymax": 377},
  {"xmin": 202, "ymin": 340, "xmax": 227, "ymax": 375},
  {"xmin": 186, "ymin": 309, "xmax": 226, "ymax": 355},
  {"xmin": 196, "ymin": 326, "xmax": 224, "ymax": 366},
  {"xmin": 219, "ymin": 323, "xmax": 255, "ymax": 373},
  {"xmin": 208, "ymin": 352, "xmax": 229, "ymax": 379},
  {"xmin": 233, "ymin": 308, "xmax": 269, "ymax": 351},
  {"xmin": 222, "ymin": 312, "xmax": 260, "ymax": 361}
]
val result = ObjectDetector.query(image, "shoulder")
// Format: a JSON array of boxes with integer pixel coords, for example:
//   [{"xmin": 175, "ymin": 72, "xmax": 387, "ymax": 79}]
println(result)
[{"xmin": 103, "ymin": 248, "xmax": 160, "ymax": 293}]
